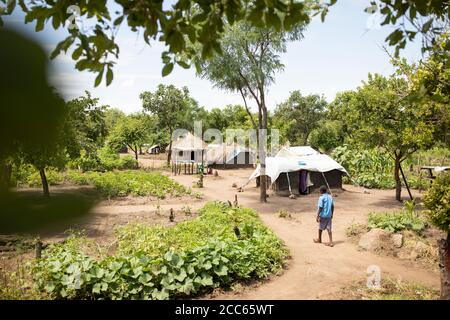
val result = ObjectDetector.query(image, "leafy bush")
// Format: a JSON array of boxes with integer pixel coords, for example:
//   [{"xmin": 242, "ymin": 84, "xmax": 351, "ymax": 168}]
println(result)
[
  {"xmin": 97, "ymin": 146, "xmax": 138, "ymax": 171},
  {"xmin": 424, "ymin": 172, "xmax": 450, "ymax": 232},
  {"xmin": 66, "ymin": 170, "xmax": 190, "ymax": 198},
  {"xmin": 332, "ymin": 145, "xmax": 395, "ymax": 189},
  {"xmin": 368, "ymin": 202, "xmax": 426, "ymax": 234},
  {"xmin": 32, "ymin": 203, "xmax": 288, "ymax": 299},
  {"xmin": 69, "ymin": 147, "xmax": 138, "ymax": 172},
  {"xmin": 11, "ymin": 164, "xmax": 63, "ymax": 187},
  {"xmin": 67, "ymin": 150, "xmax": 100, "ymax": 172}
]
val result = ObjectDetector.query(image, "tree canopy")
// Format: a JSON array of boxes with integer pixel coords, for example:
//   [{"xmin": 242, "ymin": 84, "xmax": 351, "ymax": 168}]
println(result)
[
  {"xmin": 0, "ymin": 0, "xmax": 316, "ymax": 85},
  {"xmin": 108, "ymin": 114, "xmax": 148, "ymax": 160},
  {"xmin": 337, "ymin": 73, "xmax": 437, "ymax": 200},
  {"xmin": 273, "ymin": 91, "xmax": 327, "ymax": 146}
]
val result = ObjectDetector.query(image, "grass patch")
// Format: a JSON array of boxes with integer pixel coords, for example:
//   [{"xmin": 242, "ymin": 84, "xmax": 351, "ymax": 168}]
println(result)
[
  {"xmin": 30, "ymin": 202, "xmax": 288, "ymax": 300},
  {"xmin": 276, "ymin": 209, "xmax": 292, "ymax": 219},
  {"xmin": 66, "ymin": 170, "xmax": 191, "ymax": 199},
  {"xmin": 345, "ymin": 221, "xmax": 367, "ymax": 238},
  {"xmin": 334, "ymin": 277, "xmax": 439, "ymax": 300}
]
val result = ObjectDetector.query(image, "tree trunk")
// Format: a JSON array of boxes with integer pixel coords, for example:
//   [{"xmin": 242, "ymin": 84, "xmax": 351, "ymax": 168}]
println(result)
[
  {"xmin": 134, "ymin": 146, "xmax": 138, "ymax": 161},
  {"xmin": 167, "ymin": 139, "xmax": 173, "ymax": 167},
  {"xmin": 394, "ymin": 156, "xmax": 402, "ymax": 201},
  {"xmin": 259, "ymin": 93, "xmax": 268, "ymax": 203},
  {"xmin": 438, "ymin": 232, "xmax": 450, "ymax": 300},
  {"xmin": 0, "ymin": 162, "xmax": 12, "ymax": 192},
  {"xmin": 239, "ymin": 88, "xmax": 259, "ymax": 159},
  {"xmin": 39, "ymin": 168, "xmax": 49, "ymax": 197}
]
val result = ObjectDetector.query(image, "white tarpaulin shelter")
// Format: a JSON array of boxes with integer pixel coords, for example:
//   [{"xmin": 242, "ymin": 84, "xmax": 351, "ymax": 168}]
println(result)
[
  {"xmin": 206, "ymin": 144, "xmax": 256, "ymax": 165},
  {"xmin": 249, "ymin": 153, "xmax": 348, "ymax": 184},
  {"xmin": 275, "ymin": 146, "xmax": 319, "ymax": 158}
]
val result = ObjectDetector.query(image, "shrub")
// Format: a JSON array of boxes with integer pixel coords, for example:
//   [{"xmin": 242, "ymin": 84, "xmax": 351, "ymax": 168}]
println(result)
[
  {"xmin": 68, "ymin": 150, "xmax": 101, "ymax": 172},
  {"xmin": 66, "ymin": 170, "xmax": 190, "ymax": 199},
  {"xmin": 32, "ymin": 203, "xmax": 289, "ymax": 299},
  {"xmin": 332, "ymin": 145, "xmax": 395, "ymax": 189},
  {"xmin": 68, "ymin": 147, "xmax": 138, "ymax": 172},
  {"xmin": 423, "ymin": 172, "xmax": 450, "ymax": 233},
  {"xmin": 11, "ymin": 164, "xmax": 63, "ymax": 187},
  {"xmin": 368, "ymin": 205, "xmax": 426, "ymax": 234},
  {"xmin": 97, "ymin": 146, "xmax": 137, "ymax": 171}
]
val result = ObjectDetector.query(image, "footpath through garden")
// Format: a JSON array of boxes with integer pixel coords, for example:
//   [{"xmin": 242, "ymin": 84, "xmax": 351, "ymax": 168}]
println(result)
[{"xmin": 169, "ymin": 168, "xmax": 439, "ymax": 299}]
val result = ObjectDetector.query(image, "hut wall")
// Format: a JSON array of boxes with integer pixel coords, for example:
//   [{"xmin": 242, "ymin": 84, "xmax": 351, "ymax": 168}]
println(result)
[
  {"xmin": 173, "ymin": 150, "xmax": 204, "ymax": 163},
  {"xmin": 273, "ymin": 169, "xmax": 343, "ymax": 196},
  {"xmin": 310, "ymin": 170, "xmax": 343, "ymax": 190},
  {"xmin": 210, "ymin": 151, "xmax": 255, "ymax": 169}
]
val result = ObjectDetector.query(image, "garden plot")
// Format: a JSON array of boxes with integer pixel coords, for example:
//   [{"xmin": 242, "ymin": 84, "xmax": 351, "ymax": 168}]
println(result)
[{"xmin": 0, "ymin": 167, "xmax": 442, "ymax": 300}]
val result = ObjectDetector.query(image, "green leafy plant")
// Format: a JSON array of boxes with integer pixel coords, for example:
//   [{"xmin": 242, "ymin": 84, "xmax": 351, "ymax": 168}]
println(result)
[
  {"xmin": 68, "ymin": 147, "xmax": 138, "ymax": 172},
  {"xmin": 423, "ymin": 172, "xmax": 450, "ymax": 233},
  {"xmin": 11, "ymin": 164, "xmax": 63, "ymax": 187},
  {"xmin": 332, "ymin": 145, "xmax": 395, "ymax": 189},
  {"xmin": 368, "ymin": 210, "xmax": 426, "ymax": 234},
  {"xmin": 66, "ymin": 170, "xmax": 190, "ymax": 199},
  {"xmin": 32, "ymin": 203, "xmax": 288, "ymax": 300}
]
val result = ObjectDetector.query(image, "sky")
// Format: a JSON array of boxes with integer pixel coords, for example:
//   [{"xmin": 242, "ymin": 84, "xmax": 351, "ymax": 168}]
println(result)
[{"xmin": 6, "ymin": 0, "xmax": 424, "ymax": 114}]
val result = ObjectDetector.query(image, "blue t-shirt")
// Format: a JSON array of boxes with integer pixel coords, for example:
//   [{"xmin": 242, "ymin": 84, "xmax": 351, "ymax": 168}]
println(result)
[{"xmin": 318, "ymin": 193, "xmax": 333, "ymax": 218}]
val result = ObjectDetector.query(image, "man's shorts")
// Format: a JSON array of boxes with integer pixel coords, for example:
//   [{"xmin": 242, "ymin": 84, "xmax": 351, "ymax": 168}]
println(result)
[{"xmin": 319, "ymin": 217, "xmax": 332, "ymax": 231}]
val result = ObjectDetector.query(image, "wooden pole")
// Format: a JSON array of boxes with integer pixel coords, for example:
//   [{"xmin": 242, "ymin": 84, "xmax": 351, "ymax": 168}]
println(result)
[
  {"xmin": 35, "ymin": 239, "xmax": 43, "ymax": 259},
  {"xmin": 399, "ymin": 162, "xmax": 413, "ymax": 200}
]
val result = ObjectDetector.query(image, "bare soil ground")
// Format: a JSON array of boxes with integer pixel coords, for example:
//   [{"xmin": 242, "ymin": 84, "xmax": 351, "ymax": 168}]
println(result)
[
  {"xmin": 167, "ymin": 168, "xmax": 440, "ymax": 299},
  {"xmin": 1, "ymin": 165, "xmax": 441, "ymax": 299}
]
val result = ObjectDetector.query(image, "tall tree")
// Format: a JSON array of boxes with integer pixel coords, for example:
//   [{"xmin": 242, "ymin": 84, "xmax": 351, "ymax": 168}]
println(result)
[
  {"xmin": 18, "ymin": 94, "xmax": 69, "ymax": 197},
  {"xmin": 0, "ymin": 28, "xmax": 64, "ymax": 191},
  {"xmin": 140, "ymin": 84, "xmax": 190, "ymax": 165},
  {"xmin": 273, "ymin": 91, "xmax": 327, "ymax": 145},
  {"xmin": 104, "ymin": 108, "xmax": 126, "ymax": 132},
  {"xmin": 206, "ymin": 105, "xmax": 254, "ymax": 134},
  {"xmin": 108, "ymin": 115, "xmax": 148, "ymax": 161},
  {"xmin": 199, "ymin": 21, "xmax": 307, "ymax": 202},
  {"xmin": 64, "ymin": 91, "xmax": 108, "ymax": 158},
  {"xmin": 349, "ymin": 73, "xmax": 436, "ymax": 201}
]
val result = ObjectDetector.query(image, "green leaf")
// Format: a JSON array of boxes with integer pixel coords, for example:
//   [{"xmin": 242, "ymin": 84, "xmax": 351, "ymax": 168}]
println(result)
[
  {"xmin": 422, "ymin": 19, "xmax": 433, "ymax": 33},
  {"xmin": 72, "ymin": 46, "xmax": 83, "ymax": 60},
  {"xmin": 114, "ymin": 16, "xmax": 124, "ymax": 26},
  {"xmin": 94, "ymin": 69, "xmax": 104, "ymax": 87},
  {"xmin": 44, "ymin": 282, "xmax": 55, "ymax": 293},
  {"xmin": 106, "ymin": 67, "xmax": 113, "ymax": 86},
  {"xmin": 162, "ymin": 62, "xmax": 174, "ymax": 76},
  {"xmin": 176, "ymin": 60, "xmax": 190, "ymax": 69},
  {"xmin": 214, "ymin": 264, "xmax": 228, "ymax": 276},
  {"xmin": 92, "ymin": 282, "xmax": 101, "ymax": 294}
]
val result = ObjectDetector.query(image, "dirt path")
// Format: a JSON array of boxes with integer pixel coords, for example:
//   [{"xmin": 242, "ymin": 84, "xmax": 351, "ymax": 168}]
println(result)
[
  {"xmin": 169, "ymin": 168, "xmax": 439, "ymax": 299},
  {"xmin": 31, "ymin": 166, "xmax": 439, "ymax": 299}
]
